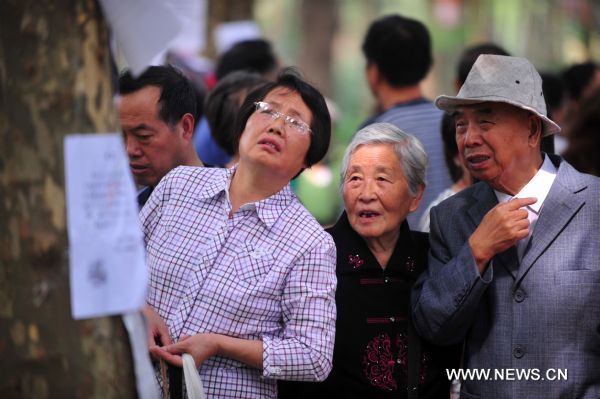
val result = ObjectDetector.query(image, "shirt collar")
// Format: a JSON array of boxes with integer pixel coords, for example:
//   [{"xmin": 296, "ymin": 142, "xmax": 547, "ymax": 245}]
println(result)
[
  {"xmin": 494, "ymin": 154, "xmax": 558, "ymax": 213},
  {"xmin": 204, "ymin": 165, "xmax": 294, "ymax": 229},
  {"xmin": 254, "ymin": 185, "xmax": 295, "ymax": 228},
  {"xmin": 197, "ymin": 167, "xmax": 232, "ymax": 200}
]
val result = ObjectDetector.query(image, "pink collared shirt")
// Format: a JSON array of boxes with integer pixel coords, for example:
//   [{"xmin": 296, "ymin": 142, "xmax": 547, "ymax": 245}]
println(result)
[{"xmin": 141, "ymin": 166, "xmax": 337, "ymax": 398}]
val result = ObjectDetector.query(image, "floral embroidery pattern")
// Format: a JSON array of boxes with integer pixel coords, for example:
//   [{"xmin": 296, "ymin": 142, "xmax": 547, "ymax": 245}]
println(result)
[
  {"xmin": 348, "ymin": 254, "xmax": 365, "ymax": 269},
  {"xmin": 362, "ymin": 333, "xmax": 397, "ymax": 391},
  {"xmin": 362, "ymin": 333, "xmax": 429, "ymax": 391}
]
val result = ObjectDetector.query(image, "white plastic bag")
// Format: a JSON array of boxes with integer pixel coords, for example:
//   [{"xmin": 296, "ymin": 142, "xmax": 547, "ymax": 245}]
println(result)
[{"xmin": 182, "ymin": 354, "xmax": 206, "ymax": 399}]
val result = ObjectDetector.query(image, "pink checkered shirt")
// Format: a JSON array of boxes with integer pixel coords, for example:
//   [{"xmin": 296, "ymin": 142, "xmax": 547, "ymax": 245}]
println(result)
[{"xmin": 141, "ymin": 166, "xmax": 337, "ymax": 398}]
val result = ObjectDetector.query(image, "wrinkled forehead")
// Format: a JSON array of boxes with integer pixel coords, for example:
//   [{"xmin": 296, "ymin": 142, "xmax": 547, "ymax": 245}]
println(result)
[{"xmin": 453, "ymin": 102, "xmax": 528, "ymax": 119}]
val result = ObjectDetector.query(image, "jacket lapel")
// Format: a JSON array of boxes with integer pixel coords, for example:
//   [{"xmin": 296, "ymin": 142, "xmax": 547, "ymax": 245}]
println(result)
[
  {"xmin": 467, "ymin": 183, "xmax": 497, "ymax": 227},
  {"xmin": 495, "ymin": 246, "xmax": 519, "ymax": 280},
  {"xmin": 516, "ymin": 159, "xmax": 587, "ymax": 284}
]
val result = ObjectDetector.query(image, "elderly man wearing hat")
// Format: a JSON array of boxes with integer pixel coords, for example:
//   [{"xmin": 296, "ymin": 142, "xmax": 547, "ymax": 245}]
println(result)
[{"xmin": 412, "ymin": 54, "xmax": 600, "ymax": 398}]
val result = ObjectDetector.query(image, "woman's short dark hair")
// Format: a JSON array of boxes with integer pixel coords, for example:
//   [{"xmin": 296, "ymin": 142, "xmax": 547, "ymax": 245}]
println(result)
[
  {"xmin": 232, "ymin": 68, "xmax": 331, "ymax": 169},
  {"xmin": 362, "ymin": 14, "xmax": 432, "ymax": 87}
]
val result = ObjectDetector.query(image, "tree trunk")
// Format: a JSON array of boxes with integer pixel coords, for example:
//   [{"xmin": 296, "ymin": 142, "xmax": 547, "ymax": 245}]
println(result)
[
  {"xmin": 205, "ymin": 0, "xmax": 255, "ymax": 59},
  {"xmin": 0, "ymin": 1, "xmax": 137, "ymax": 398},
  {"xmin": 298, "ymin": 0, "xmax": 339, "ymax": 98}
]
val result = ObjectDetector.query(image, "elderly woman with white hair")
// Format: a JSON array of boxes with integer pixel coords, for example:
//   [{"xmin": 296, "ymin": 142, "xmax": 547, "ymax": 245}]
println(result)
[{"xmin": 280, "ymin": 122, "xmax": 459, "ymax": 399}]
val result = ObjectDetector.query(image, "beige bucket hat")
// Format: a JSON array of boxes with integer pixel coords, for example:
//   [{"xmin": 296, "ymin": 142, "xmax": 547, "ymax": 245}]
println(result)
[{"xmin": 435, "ymin": 54, "xmax": 561, "ymax": 136}]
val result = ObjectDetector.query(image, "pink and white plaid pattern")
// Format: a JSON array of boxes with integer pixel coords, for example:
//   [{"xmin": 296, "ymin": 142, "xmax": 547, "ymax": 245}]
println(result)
[{"xmin": 141, "ymin": 166, "xmax": 337, "ymax": 398}]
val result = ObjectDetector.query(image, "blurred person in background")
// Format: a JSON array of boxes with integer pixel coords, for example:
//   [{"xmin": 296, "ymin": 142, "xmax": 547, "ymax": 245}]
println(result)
[
  {"xmin": 540, "ymin": 72, "xmax": 567, "ymax": 154},
  {"xmin": 560, "ymin": 61, "xmax": 600, "ymax": 129},
  {"xmin": 561, "ymin": 61, "xmax": 600, "ymax": 107},
  {"xmin": 117, "ymin": 65, "xmax": 202, "ymax": 208},
  {"xmin": 216, "ymin": 39, "xmax": 279, "ymax": 81},
  {"xmin": 280, "ymin": 123, "xmax": 459, "ymax": 399},
  {"xmin": 204, "ymin": 71, "xmax": 267, "ymax": 167},
  {"xmin": 557, "ymin": 61, "xmax": 600, "ymax": 155},
  {"xmin": 563, "ymin": 87, "xmax": 600, "ymax": 176},
  {"xmin": 195, "ymin": 38, "xmax": 279, "ymax": 166},
  {"xmin": 359, "ymin": 14, "xmax": 451, "ymax": 230},
  {"xmin": 418, "ymin": 113, "xmax": 473, "ymax": 232},
  {"xmin": 142, "ymin": 70, "xmax": 337, "ymax": 398}
]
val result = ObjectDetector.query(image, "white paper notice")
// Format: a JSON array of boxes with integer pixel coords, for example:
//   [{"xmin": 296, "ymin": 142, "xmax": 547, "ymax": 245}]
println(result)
[
  {"xmin": 65, "ymin": 134, "xmax": 147, "ymax": 319},
  {"xmin": 214, "ymin": 20, "xmax": 262, "ymax": 55},
  {"xmin": 123, "ymin": 312, "xmax": 161, "ymax": 399},
  {"xmin": 98, "ymin": 0, "xmax": 182, "ymax": 76}
]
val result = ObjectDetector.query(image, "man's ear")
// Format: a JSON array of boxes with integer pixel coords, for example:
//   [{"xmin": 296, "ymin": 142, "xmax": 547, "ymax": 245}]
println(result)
[
  {"xmin": 179, "ymin": 113, "xmax": 195, "ymax": 142},
  {"xmin": 527, "ymin": 114, "xmax": 542, "ymax": 146},
  {"xmin": 366, "ymin": 63, "xmax": 381, "ymax": 89}
]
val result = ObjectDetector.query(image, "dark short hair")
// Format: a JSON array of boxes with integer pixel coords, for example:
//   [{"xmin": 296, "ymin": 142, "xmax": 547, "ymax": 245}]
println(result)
[
  {"xmin": 205, "ymin": 71, "xmax": 267, "ymax": 155},
  {"xmin": 216, "ymin": 39, "xmax": 278, "ymax": 80},
  {"xmin": 561, "ymin": 61, "xmax": 598, "ymax": 101},
  {"xmin": 457, "ymin": 43, "xmax": 510, "ymax": 85},
  {"xmin": 362, "ymin": 14, "xmax": 432, "ymax": 87},
  {"xmin": 118, "ymin": 65, "xmax": 197, "ymax": 126},
  {"xmin": 232, "ymin": 68, "xmax": 331, "ymax": 169},
  {"xmin": 440, "ymin": 113, "xmax": 462, "ymax": 183},
  {"xmin": 563, "ymin": 87, "xmax": 600, "ymax": 176},
  {"xmin": 540, "ymin": 72, "xmax": 565, "ymax": 117}
]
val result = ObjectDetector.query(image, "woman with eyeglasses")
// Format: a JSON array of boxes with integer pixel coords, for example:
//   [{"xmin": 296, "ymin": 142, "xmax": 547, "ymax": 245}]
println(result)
[{"xmin": 141, "ymin": 69, "xmax": 336, "ymax": 398}]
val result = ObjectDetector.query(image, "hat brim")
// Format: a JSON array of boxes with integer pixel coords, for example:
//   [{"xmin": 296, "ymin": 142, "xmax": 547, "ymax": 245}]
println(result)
[{"xmin": 435, "ymin": 94, "xmax": 561, "ymax": 137}]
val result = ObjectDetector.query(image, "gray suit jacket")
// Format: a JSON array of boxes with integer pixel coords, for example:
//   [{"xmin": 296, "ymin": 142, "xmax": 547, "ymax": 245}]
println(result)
[{"xmin": 412, "ymin": 155, "xmax": 600, "ymax": 398}]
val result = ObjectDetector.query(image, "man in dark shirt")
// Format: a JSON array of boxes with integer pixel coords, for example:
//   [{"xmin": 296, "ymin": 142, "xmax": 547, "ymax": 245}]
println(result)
[
  {"xmin": 117, "ymin": 65, "xmax": 202, "ymax": 208},
  {"xmin": 359, "ymin": 14, "xmax": 451, "ymax": 229}
]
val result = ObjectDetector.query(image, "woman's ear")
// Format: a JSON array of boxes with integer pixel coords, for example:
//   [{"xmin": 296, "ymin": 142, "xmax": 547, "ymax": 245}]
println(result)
[{"xmin": 409, "ymin": 184, "xmax": 425, "ymax": 213}]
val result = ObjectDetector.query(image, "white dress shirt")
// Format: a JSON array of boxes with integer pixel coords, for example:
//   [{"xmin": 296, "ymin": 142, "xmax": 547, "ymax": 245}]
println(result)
[{"xmin": 494, "ymin": 155, "xmax": 558, "ymax": 261}]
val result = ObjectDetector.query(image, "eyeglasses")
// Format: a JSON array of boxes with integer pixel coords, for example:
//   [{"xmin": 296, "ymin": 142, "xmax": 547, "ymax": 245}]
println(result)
[{"xmin": 254, "ymin": 101, "xmax": 312, "ymax": 135}]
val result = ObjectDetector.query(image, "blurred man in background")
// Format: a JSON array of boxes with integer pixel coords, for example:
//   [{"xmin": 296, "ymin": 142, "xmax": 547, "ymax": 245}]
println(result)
[
  {"xmin": 360, "ymin": 14, "xmax": 451, "ymax": 229},
  {"xmin": 195, "ymin": 38, "xmax": 279, "ymax": 166}
]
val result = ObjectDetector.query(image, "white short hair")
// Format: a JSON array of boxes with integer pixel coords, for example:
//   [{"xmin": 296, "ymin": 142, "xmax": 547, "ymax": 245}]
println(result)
[{"xmin": 340, "ymin": 122, "xmax": 427, "ymax": 196}]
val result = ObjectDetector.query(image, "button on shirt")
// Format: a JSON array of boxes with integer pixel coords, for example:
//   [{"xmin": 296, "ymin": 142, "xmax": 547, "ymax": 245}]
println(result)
[
  {"xmin": 141, "ymin": 166, "xmax": 337, "ymax": 398},
  {"xmin": 494, "ymin": 155, "xmax": 558, "ymax": 261}
]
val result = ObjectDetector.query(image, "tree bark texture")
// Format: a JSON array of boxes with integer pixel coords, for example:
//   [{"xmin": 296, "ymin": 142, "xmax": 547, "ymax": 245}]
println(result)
[
  {"xmin": 204, "ymin": 0, "xmax": 254, "ymax": 59},
  {"xmin": 0, "ymin": 1, "xmax": 137, "ymax": 398},
  {"xmin": 299, "ymin": 0, "xmax": 338, "ymax": 98}
]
